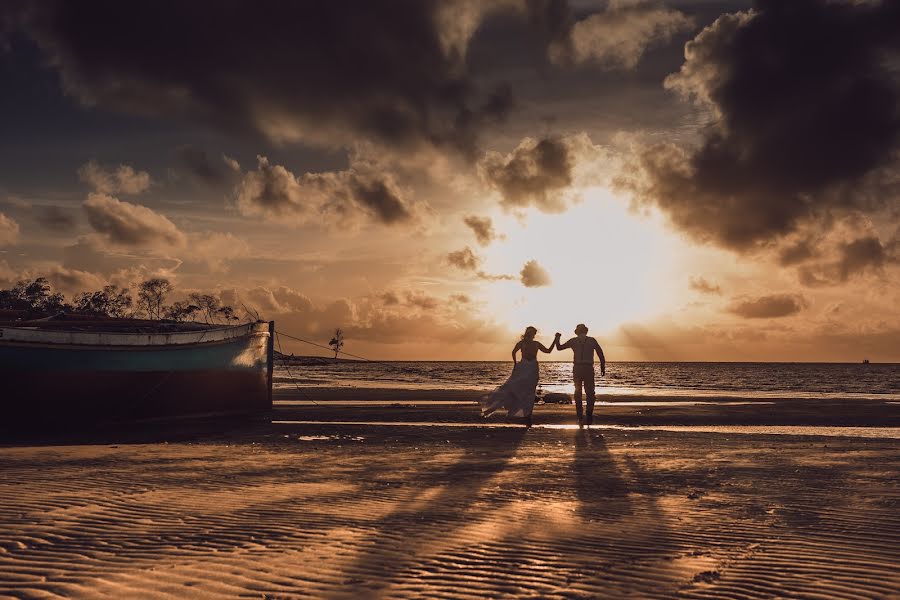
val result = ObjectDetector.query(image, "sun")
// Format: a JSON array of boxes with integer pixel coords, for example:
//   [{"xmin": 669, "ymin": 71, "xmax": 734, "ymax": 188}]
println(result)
[{"xmin": 481, "ymin": 187, "xmax": 680, "ymax": 338}]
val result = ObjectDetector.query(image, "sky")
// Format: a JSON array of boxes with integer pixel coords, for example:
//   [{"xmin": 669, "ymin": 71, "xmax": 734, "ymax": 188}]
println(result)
[{"xmin": 1, "ymin": 0, "xmax": 899, "ymax": 361}]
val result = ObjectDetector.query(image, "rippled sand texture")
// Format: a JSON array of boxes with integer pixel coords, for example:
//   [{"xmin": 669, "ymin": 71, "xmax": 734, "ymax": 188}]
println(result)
[{"xmin": 1, "ymin": 424, "xmax": 899, "ymax": 599}]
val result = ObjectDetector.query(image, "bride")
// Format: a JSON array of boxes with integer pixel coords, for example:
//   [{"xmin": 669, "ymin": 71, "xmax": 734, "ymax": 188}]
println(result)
[{"xmin": 480, "ymin": 326, "xmax": 557, "ymax": 427}]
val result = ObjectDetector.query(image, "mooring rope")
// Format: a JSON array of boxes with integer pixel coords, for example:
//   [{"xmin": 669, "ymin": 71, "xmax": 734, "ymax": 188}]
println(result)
[
  {"xmin": 274, "ymin": 329, "xmax": 377, "ymax": 362},
  {"xmin": 274, "ymin": 331, "xmax": 321, "ymax": 406}
]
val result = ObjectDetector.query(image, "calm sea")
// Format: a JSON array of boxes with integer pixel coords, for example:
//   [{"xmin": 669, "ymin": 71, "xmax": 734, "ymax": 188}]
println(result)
[{"xmin": 275, "ymin": 361, "xmax": 900, "ymax": 401}]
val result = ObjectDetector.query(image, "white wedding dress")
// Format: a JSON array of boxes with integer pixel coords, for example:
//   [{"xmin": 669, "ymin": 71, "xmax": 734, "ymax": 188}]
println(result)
[{"xmin": 480, "ymin": 358, "xmax": 539, "ymax": 418}]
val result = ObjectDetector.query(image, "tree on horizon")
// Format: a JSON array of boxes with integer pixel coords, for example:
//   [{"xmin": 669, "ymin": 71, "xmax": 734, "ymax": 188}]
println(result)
[
  {"xmin": 329, "ymin": 328, "xmax": 344, "ymax": 360},
  {"xmin": 137, "ymin": 278, "xmax": 172, "ymax": 320}
]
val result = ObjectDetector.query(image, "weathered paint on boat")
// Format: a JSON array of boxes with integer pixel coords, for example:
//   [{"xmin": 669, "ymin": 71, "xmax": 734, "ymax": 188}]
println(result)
[{"xmin": 0, "ymin": 321, "xmax": 274, "ymax": 425}]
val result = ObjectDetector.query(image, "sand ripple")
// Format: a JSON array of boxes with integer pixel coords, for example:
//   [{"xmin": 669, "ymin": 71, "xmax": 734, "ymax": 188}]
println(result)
[{"xmin": 1, "ymin": 425, "xmax": 898, "ymax": 599}]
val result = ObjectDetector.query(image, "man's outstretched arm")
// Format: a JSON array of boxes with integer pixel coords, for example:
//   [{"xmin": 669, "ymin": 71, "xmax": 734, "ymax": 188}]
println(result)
[{"xmin": 556, "ymin": 336, "xmax": 574, "ymax": 350}]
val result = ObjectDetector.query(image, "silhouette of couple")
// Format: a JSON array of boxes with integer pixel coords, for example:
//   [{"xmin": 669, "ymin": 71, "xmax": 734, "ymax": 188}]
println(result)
[{"xmin": 480, "ymin": 324, "xmax": 606, "ymax": 428}]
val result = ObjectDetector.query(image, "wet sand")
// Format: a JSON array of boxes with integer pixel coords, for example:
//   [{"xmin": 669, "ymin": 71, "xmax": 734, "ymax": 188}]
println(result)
[{"xmin": 1, "ymin": 399, "xmax": 899, "ymax": 599}]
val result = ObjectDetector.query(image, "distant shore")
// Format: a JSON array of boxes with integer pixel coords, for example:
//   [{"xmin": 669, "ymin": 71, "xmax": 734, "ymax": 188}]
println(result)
[{"xmin": 274, "ymin": 352, "xmax": 365, "ymax": 365}]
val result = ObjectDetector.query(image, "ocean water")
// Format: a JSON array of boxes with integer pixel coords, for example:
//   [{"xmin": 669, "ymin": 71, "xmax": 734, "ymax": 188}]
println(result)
[{"xmin": 275, "ymin": 361, "xmax": 900, "ymax": 401}]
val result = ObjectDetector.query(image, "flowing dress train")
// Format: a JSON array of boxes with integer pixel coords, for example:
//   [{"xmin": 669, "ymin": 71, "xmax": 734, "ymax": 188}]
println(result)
[{"xmin": 480, "ymin": 358, "xmax": 539, "ymax": 418}]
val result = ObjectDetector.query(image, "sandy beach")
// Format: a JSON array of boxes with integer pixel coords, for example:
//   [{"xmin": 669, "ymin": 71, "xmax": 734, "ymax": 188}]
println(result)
[{"xmin": 2, "ymin": 396, "xmax": 899, "ymax": 599}]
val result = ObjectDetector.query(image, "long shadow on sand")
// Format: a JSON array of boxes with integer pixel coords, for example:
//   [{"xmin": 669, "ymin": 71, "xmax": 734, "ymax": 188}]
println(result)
[
  {"xmin": 564, "ymin": 428, "xmax": 685, "ymax": 596},
  {"xmin": 573, "ymin": 428, "xmax": 632, "ymax": 520},
  {"xmin": 325, "ymin": 427, "xmax": 528, "ymax": 598}
]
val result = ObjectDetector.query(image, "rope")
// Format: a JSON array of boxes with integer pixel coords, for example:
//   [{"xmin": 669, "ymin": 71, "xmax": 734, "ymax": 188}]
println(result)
[
  {"xmin": 274, "ymin": 332, "xmax": 323, "ymax": 405},
  {"xmin": 274, "ymin": 329, "xmax": 378, "ymax": 363}
]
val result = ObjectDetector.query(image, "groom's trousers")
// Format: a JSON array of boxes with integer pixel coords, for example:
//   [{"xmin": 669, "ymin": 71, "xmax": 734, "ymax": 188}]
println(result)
[{"xmin": 572, "ymin": 363, "xmax": 596, "ymax": 419}]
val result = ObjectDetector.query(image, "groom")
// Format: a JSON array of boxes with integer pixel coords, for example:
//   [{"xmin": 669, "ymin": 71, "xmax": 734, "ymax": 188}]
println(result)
[{"xmin": 555, "ymin": 324, "xmax": 606, "ymax": 425}]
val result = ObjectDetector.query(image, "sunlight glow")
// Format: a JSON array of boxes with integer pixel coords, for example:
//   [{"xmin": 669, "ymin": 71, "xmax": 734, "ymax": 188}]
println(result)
[{"xmin": 482, "ymin": 187, "xmax": 680, "ymax": 338}]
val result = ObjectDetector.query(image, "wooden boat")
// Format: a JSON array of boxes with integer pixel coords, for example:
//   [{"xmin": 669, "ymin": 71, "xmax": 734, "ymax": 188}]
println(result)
[{"xmin": 0, "ymin": 318, "xmax": 274, "ymax": 426}]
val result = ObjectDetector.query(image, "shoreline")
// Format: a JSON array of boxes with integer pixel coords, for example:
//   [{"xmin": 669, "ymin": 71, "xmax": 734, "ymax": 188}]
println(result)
[{"xmin": 274, "ymin": 385, "xmax": 900, "ymax": 403}]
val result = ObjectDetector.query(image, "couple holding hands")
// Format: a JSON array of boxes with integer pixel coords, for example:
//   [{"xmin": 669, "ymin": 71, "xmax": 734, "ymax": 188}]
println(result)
[{"xmin": 480, "ymin": 324, "xmax": 606, "ymax": 428}]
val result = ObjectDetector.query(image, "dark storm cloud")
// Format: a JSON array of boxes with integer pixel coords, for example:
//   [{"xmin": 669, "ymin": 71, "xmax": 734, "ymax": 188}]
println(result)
[
  {"xmin": 727, "ymin": 293, "xmax": 807, "ymax": 319},
  {"xmin": 6, "ymin": 1, "xmax": 692, "ymax": 157},
  {"xmin": 836, "ymin": 237, "xmax": 890, "ymax": 281},
  {"xmin": 175, "ymin": 145, "xmax": 234, "ymax": 185},
  {"xmin": 480, "ymin": 136, "xmax": 573, "ymax": 212},
  {"xmin": 235, "ymin": 156, "xmax": 415, "ymax": 227},
  {"xmin": 463, "ymin": 215, "xmax": 501, "ymax": 246},
  {"xmin": 797, "ymin": 235, "xmax": 898, "ymax": 286},
  {"xmin": 777, "ymin": 238, "xmax": 815, "ymax": 267},
  {"xmin": 348, "ymin": 176, "xmax": 413, "ymax": 225},
  {"xmin": 35, "ymin": 205, "xmax": 76, "ymax": 232},
  {"xmin": 5, "ymin": 1, "xmax": 573, "ymax": 157},
  {"xmin": 622, "ymin": 0, "xmax": 900, "ymax": 252}
]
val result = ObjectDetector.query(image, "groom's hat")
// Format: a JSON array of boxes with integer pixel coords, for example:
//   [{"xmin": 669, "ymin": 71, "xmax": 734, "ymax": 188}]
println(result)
[{"xmin": 575, "ymin": 323, "xmax": 588, "ymax": 334}]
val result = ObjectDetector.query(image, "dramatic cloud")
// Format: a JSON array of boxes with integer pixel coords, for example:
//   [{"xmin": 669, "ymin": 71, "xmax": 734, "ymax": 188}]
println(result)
[
  {"xmin": 83, "ymin": 193, "xmax": 186, "ymax": 248},
  {"xmin": 78, "ymin": 161, "xmax": 151, "ymax": 194},
  {"xmin": 380, "ymin": 291, "xmax": 400, "ymax": 306},
  {"xmin": 447, "ymin": 246, "xmax": 518, "ymax": 282},
  {"xmin": 836, "ymin": 237, "xmax": 891, "ymax": 281},
  {"xmin": 727, "ymin": 293, "xmax": 807, "ymax": 319},
  {"xmin": 0, "ymin": 212, "xmax": 19, "ymax": 245},
  {"xmin": 463, "ymin": 215, "xmax": 501, "ymax": 246},
  {"xmin": 480, "ymin": 133, "xmax": 607, "ymax": 213},
  {"xmin": 621, "ymin": 0, "xmax": 900, "ymax": 252},
  {"xmin": 235, "ymin": 156, "xmax": 417, "ymax": 228},
  {"xmin": 798, "ymin": 235, "xmax": 898, "ymax": 286},
  {"xmin": 447, "ymin": 246, "xmax": 481, "ymax": 271},
  {"xmin": 230, "ymin": 285, "xmax": 510, "ymax": 349},
  {"xmin": 10, "ymin": 1, "xmax": 571, "ymax": 156},
  {"xmin": 480, "ymin": 136, "xmax": 573, "ymax": 212},
  {"xmin": 0, "ymin": 261, "xmax": 106, "ymax": 297},
  {"xmin": 35, "ymin": 205, "xmax": 77, "ymax": 232},
  {"xmin": 43, "ymin": 265, "xmax": 106, "ymax": 297},
  {"xmin": 778, "ymin": 238, "xmax": 816, "ymax": 267},
  {"xmin": 404, "ymin": 290, "xmax": 440, "ymax": 310},
  {"xmin": 688, "ymin": 276, "xmax": 721, "ymax": 295},
  {"xmin": 239, "ymin": 286, "xmax": 318, "ymax": 316},
  {"xmin": 175, "ymin": 145, "xmax": 235, "ymax": 185},
  {"xmin": 520, "ymin": 259, "xmax": 552, "ymax": 287},
  {"xmin": 550, "ymin": 2, "xmax": 693, "ymax": 68}
]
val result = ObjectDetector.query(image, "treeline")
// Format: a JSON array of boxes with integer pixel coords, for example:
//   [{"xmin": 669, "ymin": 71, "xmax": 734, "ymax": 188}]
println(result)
[{"xmin": 0, "ymin": 276, "xmax": 241, "ymax": 324}]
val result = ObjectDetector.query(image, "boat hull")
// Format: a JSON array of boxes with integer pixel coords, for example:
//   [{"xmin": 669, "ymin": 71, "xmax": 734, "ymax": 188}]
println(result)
[{"xmin": 0, "ymin": 321, "xmax": 274, "ymax": 426}]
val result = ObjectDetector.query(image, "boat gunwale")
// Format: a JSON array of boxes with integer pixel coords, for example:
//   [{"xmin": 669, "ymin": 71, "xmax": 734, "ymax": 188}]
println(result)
[{"xmin": 0, "ymin": 322, "xmax": 270, "ymax": 348}]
